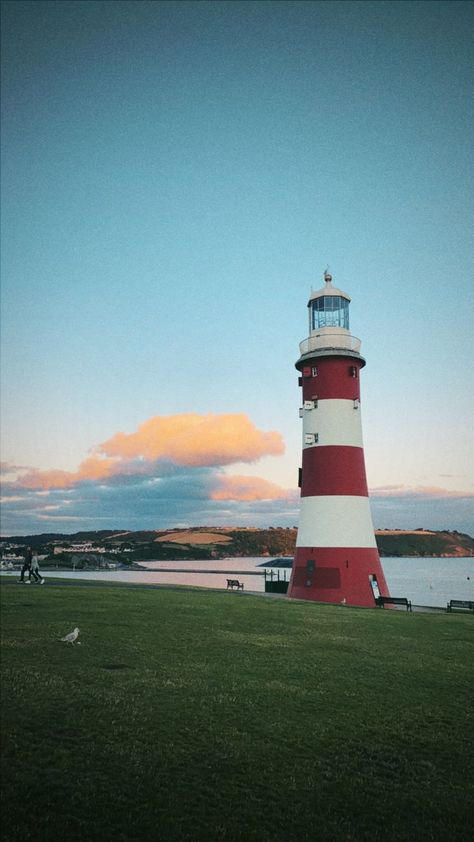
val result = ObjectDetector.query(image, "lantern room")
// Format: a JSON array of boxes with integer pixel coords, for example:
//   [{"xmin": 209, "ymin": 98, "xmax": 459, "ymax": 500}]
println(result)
[{"xmin": 308, "ymin": 271, "xmax": 351, "ymax": 334}]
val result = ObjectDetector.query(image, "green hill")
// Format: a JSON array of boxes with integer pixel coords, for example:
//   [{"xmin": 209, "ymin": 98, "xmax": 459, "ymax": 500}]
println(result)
[
  {"xmin": 375, "ymin": 529, "xmax": 474, "ymax": 557},
  {"xmin": 2, "ymin": 527, "xmax": 473, "ymax": 558}
]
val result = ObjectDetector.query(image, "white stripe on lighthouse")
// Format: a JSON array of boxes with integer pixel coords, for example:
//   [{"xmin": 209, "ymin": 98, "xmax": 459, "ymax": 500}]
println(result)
[
  {"xmin": 302, "ymin": 398, "xmax": 364, "ymax": 448},
  {"xmin": 296, "ymin": 495, "xmax": 378, "ymax": 548}
]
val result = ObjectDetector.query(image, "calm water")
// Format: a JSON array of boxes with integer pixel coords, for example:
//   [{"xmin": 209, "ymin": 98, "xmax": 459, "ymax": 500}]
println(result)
[{"xmin": 3, "ymin": 556, "xmax": 473, "ymax": 608}]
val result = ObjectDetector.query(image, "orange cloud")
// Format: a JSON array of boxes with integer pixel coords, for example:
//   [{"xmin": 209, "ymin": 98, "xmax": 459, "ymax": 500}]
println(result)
[
  {"xmin": 12, "ymin": 413, "xmax": 285, "ymax": 490},
  {"xmin": 16, "ymin": 468, "xmax": 78, "ymax": 490},
  {"xmin": 211, "ymin": 475, "xmax": 290, "ymax": 501},
  {"xmin": 99, "ymin": 413, "xmax": 284, "ymax": 466},
  {"xmin": 16, "ymin": 456, "xmax": 117, "ymax": 490}
]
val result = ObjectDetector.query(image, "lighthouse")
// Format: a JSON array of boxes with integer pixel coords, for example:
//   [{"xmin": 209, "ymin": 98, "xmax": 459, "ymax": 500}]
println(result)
[{"xmin": 288, "ymin": 271, "xmax": 390, "ymax": 607}]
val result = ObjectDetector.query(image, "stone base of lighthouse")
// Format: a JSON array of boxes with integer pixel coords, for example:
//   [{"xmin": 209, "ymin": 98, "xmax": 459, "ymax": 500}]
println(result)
[{"xmin": 289, "ymin": 547, "xmax": 390, "ymax": 607}]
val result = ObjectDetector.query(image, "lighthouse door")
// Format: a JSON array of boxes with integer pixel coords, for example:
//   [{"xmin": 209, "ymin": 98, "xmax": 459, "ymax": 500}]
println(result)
[{"xmin": 369, "ymin": 574, "xmax": 380, "ymax": 602}]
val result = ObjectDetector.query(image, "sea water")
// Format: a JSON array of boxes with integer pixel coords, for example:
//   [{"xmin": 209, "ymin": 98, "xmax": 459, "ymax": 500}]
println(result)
[
  {"xmin": 381, "ymin": 556, "xmax": 473, "ymax": 608},
  {"xmin": 3, "ymin": 556, "xmax": 473, "ymax": 608}
]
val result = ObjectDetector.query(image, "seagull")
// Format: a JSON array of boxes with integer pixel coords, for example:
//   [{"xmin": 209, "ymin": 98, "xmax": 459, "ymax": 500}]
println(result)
[{"xmin": 60, "ymin": 627, "xmax": 80, "ymax": 645}]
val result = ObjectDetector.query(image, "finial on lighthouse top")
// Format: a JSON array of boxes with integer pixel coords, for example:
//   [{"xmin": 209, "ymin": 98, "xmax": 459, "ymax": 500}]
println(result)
[{"xmin": 308, "ymin": 268, "xmax": 350, "ymax": 302}]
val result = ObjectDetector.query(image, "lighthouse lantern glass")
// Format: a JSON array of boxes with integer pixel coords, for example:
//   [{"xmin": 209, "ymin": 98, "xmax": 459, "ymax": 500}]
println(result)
[{"xmin": 311, "ymin": 296, "xmax": 349, "ymax": 330}]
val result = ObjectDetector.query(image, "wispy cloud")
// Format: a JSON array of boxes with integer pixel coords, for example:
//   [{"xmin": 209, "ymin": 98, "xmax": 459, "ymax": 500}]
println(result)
[
  {"xmin": 211, "ymin": 475, "xmax": 295, "ymax": 501},
  {"xmin": 0, "ymin": 461, "xmax": 31, "ymax": 477},
  {"xmin": 369, "ymin": 486, "xmax": 474, "ymax": 534},
  {"xmin": 370, "ymin": 484, "xmax": 474, "ymax": 500}
]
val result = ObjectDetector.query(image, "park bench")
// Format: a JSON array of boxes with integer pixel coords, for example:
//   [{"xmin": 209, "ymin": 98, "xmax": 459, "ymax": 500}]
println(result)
[
  {"xmin": 376, "ymin": 596, "xmax": 412, "ymax": 612},
  {"xmin": 446, "ymin": 599, "xmax": 473, "ymax": 613},
  {"xmin": 226, "ymin": 579, "xmax": 244, "ymax": 591}
]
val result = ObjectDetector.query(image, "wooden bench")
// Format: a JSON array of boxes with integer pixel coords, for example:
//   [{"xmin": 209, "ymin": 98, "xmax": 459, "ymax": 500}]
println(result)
[
  {"xmin": 376, "ymin": 596, "xmax": 412, "ymax": 612},
  {"xmin": 226, "ymin": 579, "xmax": 244, "ymax": 591},
  {"xmin": 447, "ymin": 599, "xmax": 474, "ymax": 613}
]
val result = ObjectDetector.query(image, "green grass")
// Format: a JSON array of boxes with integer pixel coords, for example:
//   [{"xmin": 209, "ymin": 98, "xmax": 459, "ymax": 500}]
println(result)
[{"xmin": 1, "ymin": 580, "xmax": 473, "ymax": 842}]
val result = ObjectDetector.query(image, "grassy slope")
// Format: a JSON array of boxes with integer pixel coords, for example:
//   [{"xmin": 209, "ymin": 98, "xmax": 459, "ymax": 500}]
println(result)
[{"xmin": 1, "ymin": 581, "xmax": 473, "ymax": 842}]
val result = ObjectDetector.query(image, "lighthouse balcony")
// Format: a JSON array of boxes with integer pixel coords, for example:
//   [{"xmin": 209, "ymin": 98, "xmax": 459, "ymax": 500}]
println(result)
[{"xmin": 299, "ymin": 331, "xmax": 361, "ymax": 356}]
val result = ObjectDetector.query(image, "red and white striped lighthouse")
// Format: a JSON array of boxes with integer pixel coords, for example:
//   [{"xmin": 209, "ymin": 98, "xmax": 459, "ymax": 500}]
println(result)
[{"xmin": 288, "ymin": 271, "xmax": 390, "ymax": 607}]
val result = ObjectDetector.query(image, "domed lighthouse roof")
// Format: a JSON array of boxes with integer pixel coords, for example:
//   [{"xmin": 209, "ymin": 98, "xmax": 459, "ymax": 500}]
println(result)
[{"xmin": 308, "ymin": 270, "xmax": 351, "ymax": 303}]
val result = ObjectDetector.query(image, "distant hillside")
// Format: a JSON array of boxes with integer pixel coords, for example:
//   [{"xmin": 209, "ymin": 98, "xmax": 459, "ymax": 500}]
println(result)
[
  {"xmin": 2, "ymin": 527, "xmax": 473, "ymax": 558},
  {"xmin": 375, "ymin": 530, "xmax": 474, "ymax": 557}
]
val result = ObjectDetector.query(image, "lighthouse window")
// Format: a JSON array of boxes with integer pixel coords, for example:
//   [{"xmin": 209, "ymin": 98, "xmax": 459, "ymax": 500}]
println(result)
[
  {"xmin": 311, "ymin": 296, "xmax": 349, "ymax": 330},
  {"xmin": 304, "ymin": 433, "xmax": 318, "ymax": 445},
  {"xmin": 306, "ymin": 559, "xmax": 315, "ymax": 572},
  {"xmin": 311, "ymin": 366, "xmax": 318, "ymax": 376}
]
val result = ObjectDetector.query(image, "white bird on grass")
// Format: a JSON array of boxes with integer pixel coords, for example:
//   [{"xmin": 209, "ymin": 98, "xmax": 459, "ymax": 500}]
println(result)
[{"xmin": 60, "ymin": 627, "xmax": 80, "ymax": 645}]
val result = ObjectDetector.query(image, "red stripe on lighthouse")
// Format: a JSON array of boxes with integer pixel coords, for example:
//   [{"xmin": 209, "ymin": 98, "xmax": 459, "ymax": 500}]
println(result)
[
  {"xmin": 301, "ymin": 446, "xmax": 369, "ymax": 497},
  {"xmin": 289, "ymin": 547, "xmax": 390, "ymax": 607},
  {"xmin": 299, "ymin": 357, "xmax": 363, "ymax": 401}
]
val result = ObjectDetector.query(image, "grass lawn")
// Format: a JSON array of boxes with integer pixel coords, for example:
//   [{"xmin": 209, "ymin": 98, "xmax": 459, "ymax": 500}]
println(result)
[{"xmin": 1, "ymin": 579, "xmax": 473, "ymax": 842}]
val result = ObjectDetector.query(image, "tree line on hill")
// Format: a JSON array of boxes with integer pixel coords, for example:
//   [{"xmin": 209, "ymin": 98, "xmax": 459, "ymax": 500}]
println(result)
[{"xmin": 1, "ymin": 527, "xmax": 473, "ymax": 561}]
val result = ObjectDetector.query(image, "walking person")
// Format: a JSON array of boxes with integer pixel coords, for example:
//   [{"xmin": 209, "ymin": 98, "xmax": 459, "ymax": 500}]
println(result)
[
  {"xmin": 31, "ymin": 551, "xmax": 45, "ymax": 585},
  {"xmin": 19, "ymin": 546, "xmax": 32, "ymax": 583}
]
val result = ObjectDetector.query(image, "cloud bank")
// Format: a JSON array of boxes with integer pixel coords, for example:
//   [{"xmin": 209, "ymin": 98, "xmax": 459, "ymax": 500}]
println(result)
[
  {"xmin": 9, "ymin": 413, "xmax": 284, "ymax": 492},
  {"xmin": 369, "ymin": 485, "xmax": 474, "ymax": 534},
  {"xmin": 1, "ymin": 413, "xmax": 295, "ymax": 533},
  {"xmin": 1, "ymin": 419, "xmax": 472, "ymax": 535}
]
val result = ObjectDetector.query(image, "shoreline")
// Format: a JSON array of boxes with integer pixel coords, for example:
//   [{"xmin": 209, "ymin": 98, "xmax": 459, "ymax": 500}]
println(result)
[{"xmin": 1, "ymin": 552, "xmax": 474, "ymax": 575}]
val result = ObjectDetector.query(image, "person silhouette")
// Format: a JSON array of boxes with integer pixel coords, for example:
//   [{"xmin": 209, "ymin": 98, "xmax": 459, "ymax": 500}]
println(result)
[
  {"xmin": 19, "ymin": 546, "xmax": 32, "ymax": 583},
  {"xmin": 30, "ymin": 551, "xmax": 45, "ymax": 584}
]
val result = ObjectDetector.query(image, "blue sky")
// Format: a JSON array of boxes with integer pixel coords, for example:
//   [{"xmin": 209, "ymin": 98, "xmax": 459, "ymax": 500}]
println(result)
[{"xmin": 1, "ymin": 0, "xmax": 473, "ymax": 535}]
